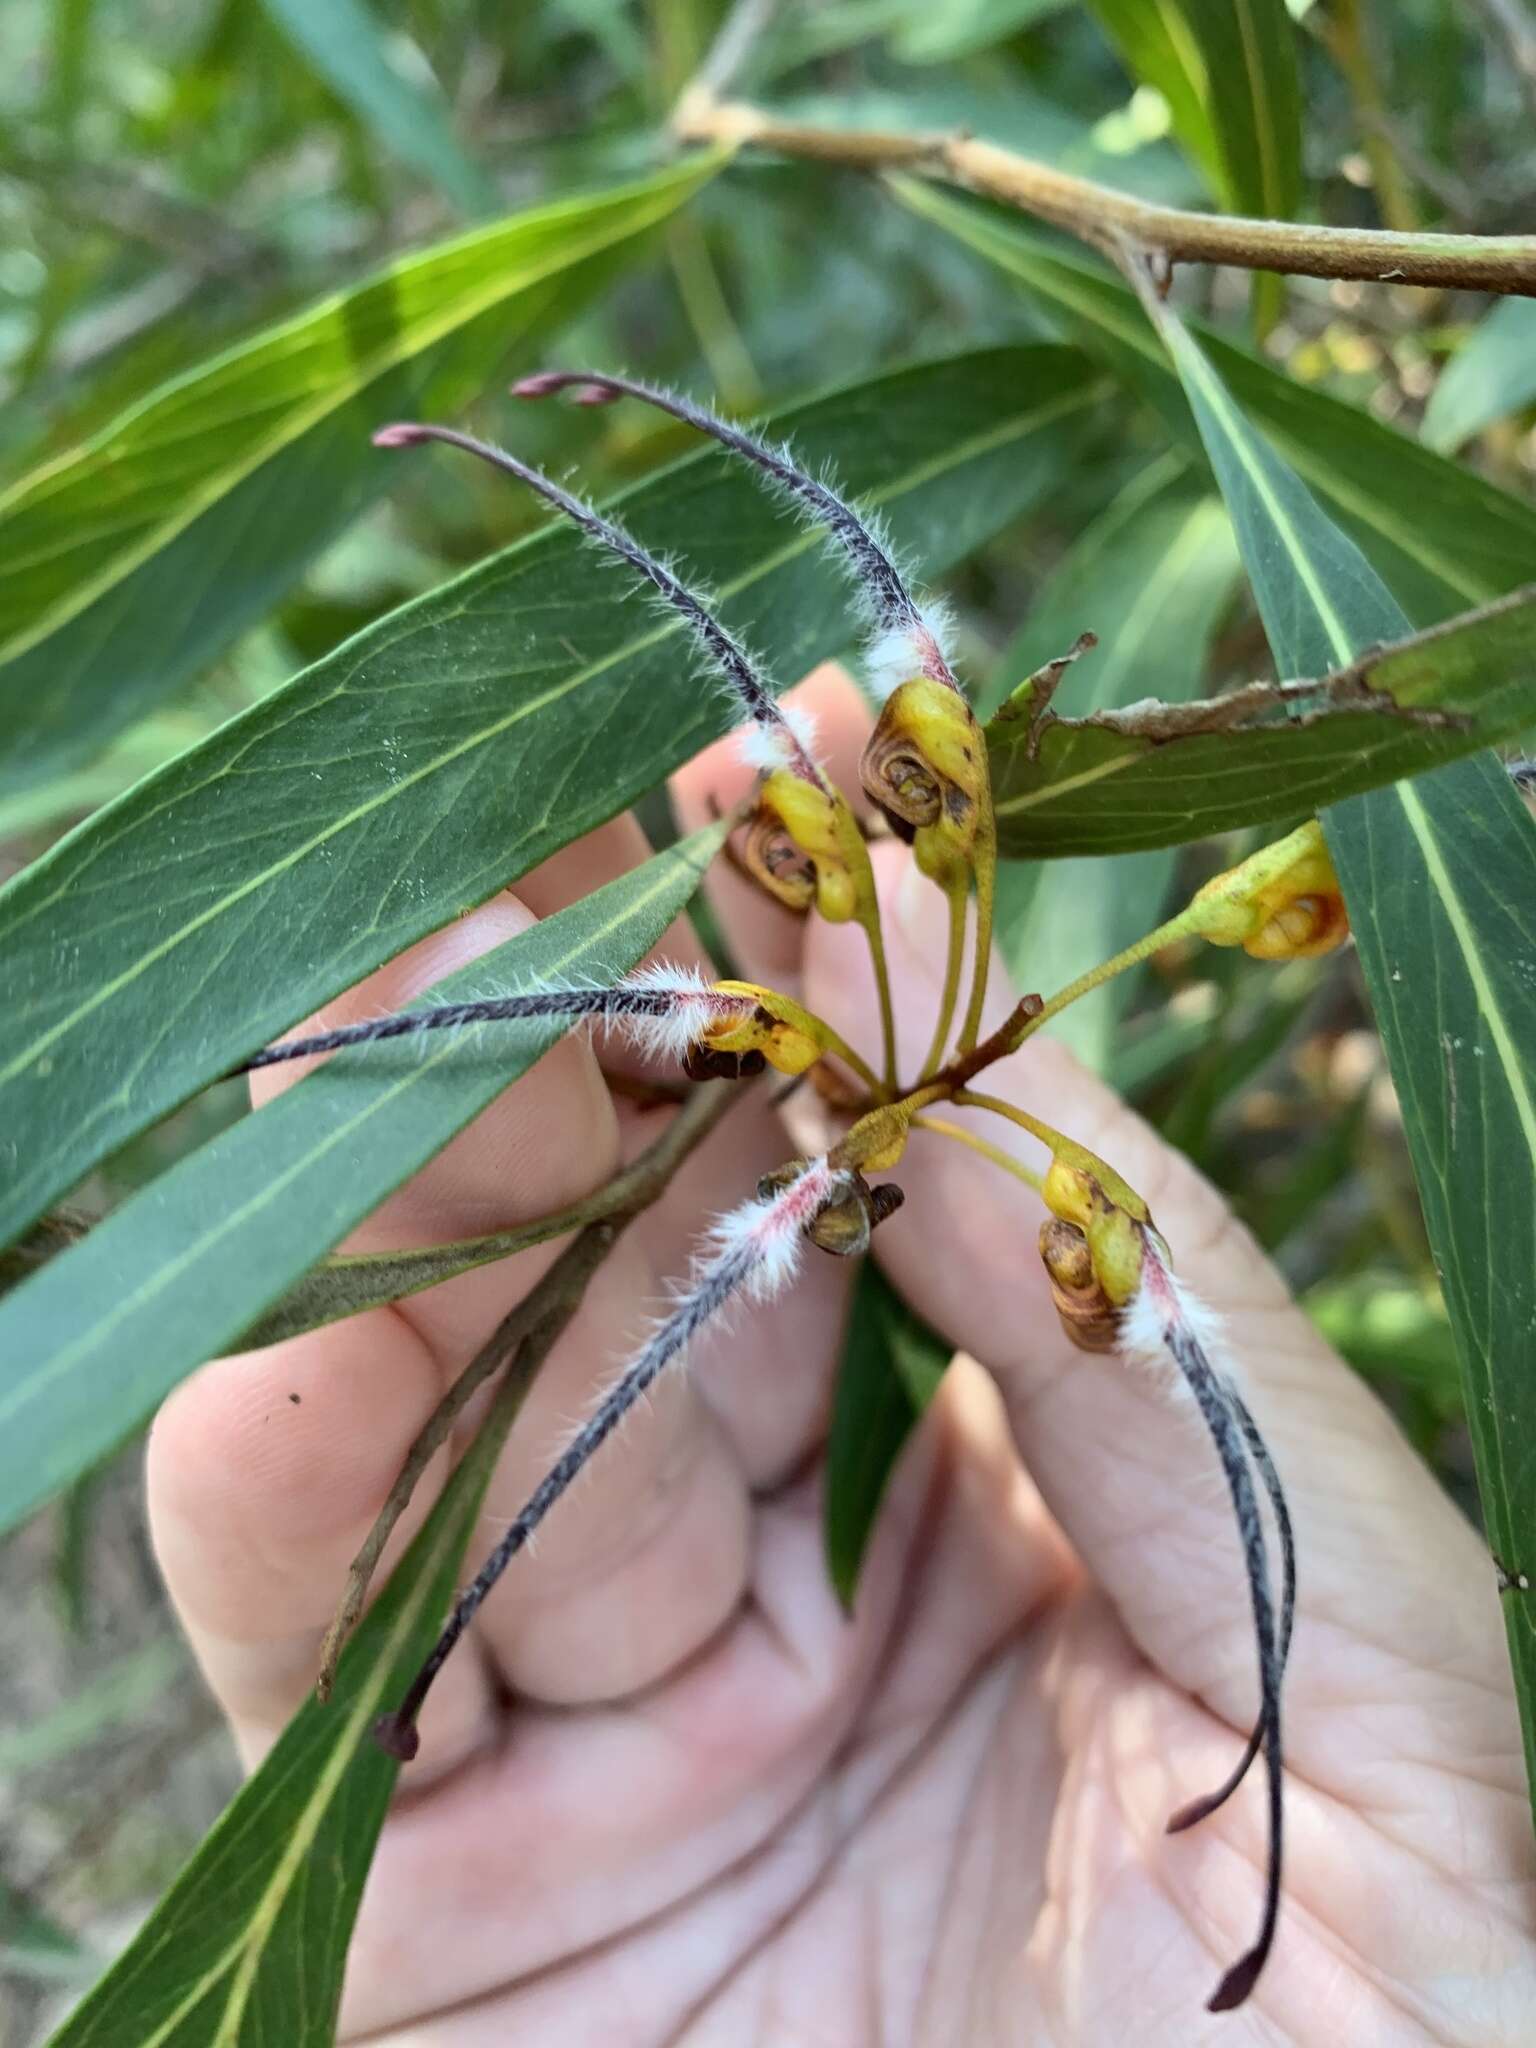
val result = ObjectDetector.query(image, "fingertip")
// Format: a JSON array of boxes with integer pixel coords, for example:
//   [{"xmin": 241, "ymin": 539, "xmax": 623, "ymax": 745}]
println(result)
[{"xmin": 147, "ymin": 1316, "xmax": 447, "ymax": 1643}]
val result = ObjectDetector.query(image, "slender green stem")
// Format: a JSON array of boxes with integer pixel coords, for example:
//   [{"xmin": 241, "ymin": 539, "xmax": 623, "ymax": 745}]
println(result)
[
  {"xmin": 859, "ymin": 908, "xmax": 900, "ymax": 1095},
  {"xmin": 913, "ymin": 1112, "xmax": 1045, "ymax": 1192},
  {"xmin": 955, "ymin": 1090, "xmax": 1151, "ymax": 1220},
  {"xmin": 1321, "ymin": 0, "xmax": 1421, "ymax": 237},
  {"xmin": 817, "ymin": 1012, "xmax": 886, "ymax": 1096},
  {"xmin": 919, "ymin": 877, "xmax": 968, "ymax": 1081},
  {"xmin": 957, "ymin": 803, "xmax": 997, "ymax": 1055},
  {"xmin": 665, "ymin": 214, "xmax": 762, "ymax": 410},
  {"xmin": 1005, "ymin": 902, "xmax": 1203, "ymax": 1053},
  {"xmin": 953, "ymin": 1089, "xmax": 1066, "ymax": 1156}
]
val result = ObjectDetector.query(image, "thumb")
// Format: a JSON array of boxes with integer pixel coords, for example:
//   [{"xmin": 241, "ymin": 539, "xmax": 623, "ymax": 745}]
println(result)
[{"xmin": 803, "ymin": 840, "xmax": 1518, "ymax": 1818}]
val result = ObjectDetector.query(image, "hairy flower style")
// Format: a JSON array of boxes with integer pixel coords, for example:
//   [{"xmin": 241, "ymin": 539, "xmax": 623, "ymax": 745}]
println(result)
[
  {"xmin": 235, "ymin": 964, "xmax": 758, "ymax": 1074},
  {"xmin": 735, "ymin": 697, "xmax": 821, "ymax": 773},
  {"xmin": 1129, "ymin": 1235, "xmax": 1288, "ymax": 2014},
  {"xmin": 375, "ymin": 1156, "xmax": 844, "ymax": 1759},
  {"xmin": 372, "ymin": 423, "xmax": 819, "ymax": 781},
  {"xmin": 513, "ymin": 370, "xmax": 960, "ymax": 702}
]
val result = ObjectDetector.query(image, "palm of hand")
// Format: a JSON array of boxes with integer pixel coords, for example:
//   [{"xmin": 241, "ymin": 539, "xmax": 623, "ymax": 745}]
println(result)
[
  {"xmin": 339, "ymin": 1330, "xmax": 1531, "ymax": 2047},
  {"xmin": 148, "ymin": 679, "xmax": 1534, "ymax": 2046}
]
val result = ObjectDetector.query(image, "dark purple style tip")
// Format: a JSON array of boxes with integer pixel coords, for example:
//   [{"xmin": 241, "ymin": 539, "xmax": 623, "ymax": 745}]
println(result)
[
  {"xmin": 1206, "ymin": 1950, "xmax": 1264, "ymax": 2013},
  {"xmin": 509, "ymin": 370, "xmax": 569, "ymax": 399},
  {"xmin": 372, "ymin": 423, "xmax": 430, "ymax": 449},
  {"xmin": 1164, "ymin": 1789, "xmax": 1226, "ymax": 1835},
  {"xmin": 512, "ymin": 370, "xmax": 619, "ymax": 407},
  {"xmin": 372, "ymin": 1712, "xmax": 421, "ymax": 1761}
]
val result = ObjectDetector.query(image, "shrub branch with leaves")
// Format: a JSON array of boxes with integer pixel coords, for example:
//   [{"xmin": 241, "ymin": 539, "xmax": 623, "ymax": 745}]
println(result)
[{"xmin": 4, "ymin": 1, "xmax": 1536, "ymax": 2042}]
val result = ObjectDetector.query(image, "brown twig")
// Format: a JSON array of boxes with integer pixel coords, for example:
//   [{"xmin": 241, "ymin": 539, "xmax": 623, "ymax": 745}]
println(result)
[
  {"xmin": 315, "ymin": 1081, "xmax": 742, "ymax": 1696},
  {"xmin": 670, "ymin": 97, "xmax": 1536, "ymax": 297},
  {"xmin": 930, "ymin": 995, "xmax": 1044, "ymax": 1093}
]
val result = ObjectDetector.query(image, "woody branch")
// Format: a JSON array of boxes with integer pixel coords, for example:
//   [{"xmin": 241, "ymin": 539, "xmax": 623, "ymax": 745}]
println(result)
[{"xmin": 672, "ymin": 94, "xmax": 1536, "ymax": 298}]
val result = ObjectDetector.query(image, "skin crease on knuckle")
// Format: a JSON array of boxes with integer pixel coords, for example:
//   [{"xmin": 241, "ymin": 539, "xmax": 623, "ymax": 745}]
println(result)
[{"xmin": 141, "ymin": 387, "xmax": 1536, "ymax": 2045}]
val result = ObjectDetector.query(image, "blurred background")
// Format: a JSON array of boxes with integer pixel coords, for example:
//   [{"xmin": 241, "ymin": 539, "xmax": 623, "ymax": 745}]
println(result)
[{"xmin": 3, "ymin": 0, "xmax": 1533, "ymax": 2035}]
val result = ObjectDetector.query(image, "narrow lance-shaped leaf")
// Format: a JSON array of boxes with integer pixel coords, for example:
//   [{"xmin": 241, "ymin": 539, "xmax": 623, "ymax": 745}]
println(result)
[
  {"xmin": 0, "ymin": 826, "xmax": 724, "ymax": 1539},
  {"xmin": 40, "ymin": 1350, "xmax": 521, "ymax": 2048},
  {"xmin": 986, "ymin": 580, "xmax": 1536, "ymax": 857},
  {"xmin": 888, "ymin": 180, "xmax": 1536, "ymax": 626},
  {"xmin": 983, "ymin": 464, "xmax": 1241, "ymax": 1064},
  {"xmin": 1421, "ymin": 297, "xmax": 1536, "ymax": 454},
  {"xmin": 1143, "ymin": 287, "xmax": 1536, "ymax": 1817},
  {"xmin": 259, "ymin": 0, "xmax": 497, "ymax": 215},
  {"xmin": 0, "ymin": 346, "xmax": 1106, "ymax": 1250},
  {"xmin": 0, "ymin": 151, "xmax": 720, "ymax": 792}
]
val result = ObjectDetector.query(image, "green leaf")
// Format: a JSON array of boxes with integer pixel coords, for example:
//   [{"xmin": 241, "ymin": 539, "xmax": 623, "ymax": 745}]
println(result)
[
  {"xmin": 41, "ymin": 1364, "xmax": 515, "ymax": 2047},
  {"xmin": 889, "ymin": 181, "xmax": 1536, "ymax": 624},
  {"xmin": 984, "ymin": 460, "xmax": 1241, "ymax": 1066},
  {"xmin": 1304, "ymin": 1270, "xmax": 1464, "ymax": 1429},
  {"xmin": 2, "ymin": 1881, "xmax": 93, "ymax": 1987},
  {"xmin": 1422, "ymin": 297, "xmax": 1536, "ymax": 454},
  {"xmin": 1084, "ymin": 0, "xmax": 1302, "ymax": 329},
  {"xmin": 259, "ymin": 0, "xmax": 496, "ymax": 214},
  {"xmin": 1140, "ymin": 291, "xmax": 1536, "ymax": 1825},
  {"xmin": 0, "ymin": 346, "xmax": 1105, "ymax": 1251},
  {"xmin": 987, "ymin": 579, "xmax": 1536, "ymax": 856},
  {"xmin": 0, "ymin": 1639, "xmax": 182, "ymax": 1775},
  {"xmin": 824, "ymin": 1262, "xmax": 950, "ymax": 1607},
  {"xmin": 0, "ymin": 825, "xmax": 722, "ymax": 1539},
  {"xmin": 892, "ymin": 0, "xmax": 1069, "ymax": 63},
  {"xmin": 1328, "ymin": 753, "xmax": 1536, "ymax": 1801},
  {"xmin": 0, "ymin": 152, "xmax": 718, "ymax": 793}
]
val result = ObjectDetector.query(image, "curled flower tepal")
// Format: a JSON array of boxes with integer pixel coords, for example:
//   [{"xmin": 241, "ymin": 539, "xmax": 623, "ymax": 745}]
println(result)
[
  {"xmin": 1191, "ymin": 819, "xmax": 1349, "ymax": 960},
  {"xmin": 860, "ymin": 677, "xmax": 986, "ymax": 877},
  {"xmin": 758, "ymin": 1159, "xmax": 904, "ymax": 1256},
  {"xmin": 745, "ymin": 763, "xmax": 872, "ymax": 925},
  {"xmin": 862, "ymin": 676, "xmax": 999, "ymax": 1071},
  {"xmin": 699, "ymin": 980, "xmax": 844, "ymax": 1079},
  {"xmin": 230, "ymin": 963, "xmax": 877, "ymax": 1092},
  {"xmin": 1036, "ymin": 1148, "xmax": 1156, "ymax": 1349}
]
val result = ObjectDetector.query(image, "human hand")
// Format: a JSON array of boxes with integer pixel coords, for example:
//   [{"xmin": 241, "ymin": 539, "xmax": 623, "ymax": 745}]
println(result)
[{"xmin": 147, "ymin": 667, "xmax": 1535, "ymax": 2044}]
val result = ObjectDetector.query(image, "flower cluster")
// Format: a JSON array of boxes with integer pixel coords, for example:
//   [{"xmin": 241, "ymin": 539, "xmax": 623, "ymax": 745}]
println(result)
[{"xmin": 246, "ymin": 372, "xmax": 1355, "ymax": 2009}]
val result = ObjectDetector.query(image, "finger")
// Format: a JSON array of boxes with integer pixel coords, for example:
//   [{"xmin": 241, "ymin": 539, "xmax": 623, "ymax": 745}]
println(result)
[
  {"xmin": 337, "ymin": 1364, "xmax": 1050, "ymax": 2039},
  {"xmin": 150, "ymin": 832, "xmax": 724, "ymax": 1752},
  {"xmin": 670, "ymin": 662, "xmax": 876, "ymax": 999},
  {"xmin": 802, "ymin": 841, "xmax": 1524, "ymax": 1826},
  {"xmin": 147, "ymin": 1309, "xmax": 492, "ymax": 1774},
  {"xmin": 150, "ymin": 883, "xmax": 626, "ymax": 1764}
]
